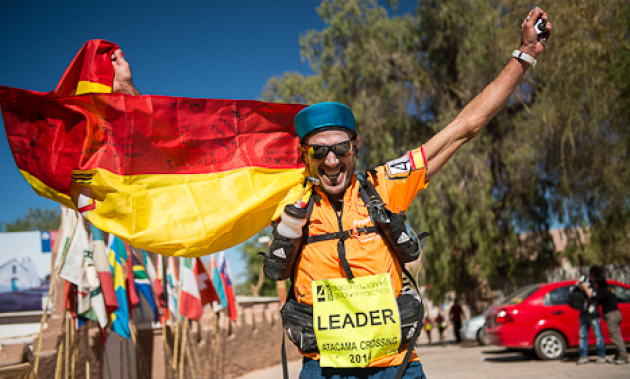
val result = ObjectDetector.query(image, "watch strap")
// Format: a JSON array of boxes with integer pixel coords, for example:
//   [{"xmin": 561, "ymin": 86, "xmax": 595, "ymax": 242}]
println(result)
[{"xmin": 512, "ymin": 49, "xmax": 537, "ymax": 67}]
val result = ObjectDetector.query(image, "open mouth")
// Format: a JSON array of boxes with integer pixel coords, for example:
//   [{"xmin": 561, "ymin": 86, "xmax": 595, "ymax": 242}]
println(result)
[{"xmin": 322, "ymin": 168, "xmax": 342, "ymax": 182}]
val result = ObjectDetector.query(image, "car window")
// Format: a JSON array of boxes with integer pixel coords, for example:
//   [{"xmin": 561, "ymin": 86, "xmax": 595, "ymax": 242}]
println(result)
[
  {"xmin": 610, "ymin": 285, "xmax": 630, "ymax": 303},
  {"xmin": 501, "ymin": 285, "xmax": 541, "ymax": 305},
  {"xmin": 544, "ymin": 285, "xmax": 572, "ymax": 306}
]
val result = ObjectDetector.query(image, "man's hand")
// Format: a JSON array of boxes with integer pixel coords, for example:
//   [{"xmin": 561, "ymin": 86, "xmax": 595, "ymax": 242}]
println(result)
[
  {"xmin": 519, "ymin": 7, "xmax": 552, "ymax": 59},
  {"xmin": 112, "ymin": 50, "xmax": 140, "ymax": 95}
]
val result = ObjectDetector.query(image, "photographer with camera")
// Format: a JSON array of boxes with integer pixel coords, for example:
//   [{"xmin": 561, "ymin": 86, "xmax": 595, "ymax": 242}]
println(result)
[
  {"xmin": 582, "ymin": 276, "xmax": 629, "ymax": 364},
  {"xmin": 574, "ymin": 266, "xmax": 606, "ymax": 364}
]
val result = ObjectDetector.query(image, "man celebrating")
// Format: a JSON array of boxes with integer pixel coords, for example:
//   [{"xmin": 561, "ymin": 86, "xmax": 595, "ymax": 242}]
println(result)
[{"xmin": 114, "ymin": 7, "xmax": 551, "ymax": 379}]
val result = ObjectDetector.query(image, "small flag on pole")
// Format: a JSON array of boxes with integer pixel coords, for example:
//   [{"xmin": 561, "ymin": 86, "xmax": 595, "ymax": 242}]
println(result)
[
  {"xmin": 210, "ymin": 255, "xmax": 227, "ymax": 308},
  {"xmin": 218, "ymin": 252, "xmax": 239, "ymax": 322},
  {"xmin": 132, "ymin": 253, "xmax": 159, "ymax": 322},
  {"xmin": 108, "ymin": 236, "xmax": 130, "ymax": 339},
  {"xmin": 90, "ymin": 225, "xmax": 118, "ymax": 314},
  {"xmin": 195, "ymin": 258, "xmax": 219, "ymax": 306},
  {"xmin": 179, "ymin": 258, "xmax": 203, "ymax": 321}
]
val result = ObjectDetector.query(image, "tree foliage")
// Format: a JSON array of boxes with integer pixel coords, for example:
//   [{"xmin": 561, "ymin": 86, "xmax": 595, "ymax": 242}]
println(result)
[
  {"xmin": 1, "ymin": 207, "xmax": 61, "ymax": 232},
  {"xmin": 237, "ymin": 229, "xmax": 279, "ymax": 297},
  {"xmin": 261, "ymin": 0, "xmax": 630, "ymax": 311}
]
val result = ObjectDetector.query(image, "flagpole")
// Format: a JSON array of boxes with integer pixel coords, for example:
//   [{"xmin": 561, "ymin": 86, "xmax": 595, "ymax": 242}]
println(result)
[
  {"xmin": 150, "ymin": 253, "xmax": 174, "ymax": 371},
  {"xmin": 204, "ymin": 313, "xmax": 211, "ymax": 379},
  {"xmin": 178, "ymin": 318, "xmax": 188, "ymax": 379},
  {"xmin": 187, "ymin": 321, "xmax": 201, "ymax": 376},
  {"xmin": 70, "ymin": 319, "xmax": 77, "ymax": 379},
  {"xmin": 172, "ymin": 317, "xmax": 180, "ymax": 373},
  {"xmin": 129, "ymin": 322, "xmax": 150, "ymax": 379},
  {"xmin": 65, "ymin": 314, "xmax": 70, "ymax": 379},
  {"xmin": 34, "ymin": 217, "xmax": 80, "ymax": 375},
  {"xmin": 84, "ymin": 325, "xmax": 91, "ymax": 379},
  {"xmin": 125, "ymin": 336, "xmax": 132, "ymax": 379},
  {"xmin": 173, "ymin": 261, "xmax": 183, "ymax": 372},
  {"xmin": 119, "ymin": 336, "xmax": 123, "ymax": 379},
  {"xmin": 161, "ymin": 321, "xmax": 173, "ymax": 370},
  {"xmin": 54, "ymin": 309, "xmax": 67, "ymax": 379},
  {"xmin": 103, "ymin": 344, "xmax": 112, "ymax": 379},
  {"xmin": 157, "ymin": 254, "xmax": 174, "ymax": 378},
  {"xmin": 212, "ymin": 311, "xmax": 220, "ymax": 379},
  {"xmin": 185, "ymin": 321, "xmax": 199, "ymax": 378}
]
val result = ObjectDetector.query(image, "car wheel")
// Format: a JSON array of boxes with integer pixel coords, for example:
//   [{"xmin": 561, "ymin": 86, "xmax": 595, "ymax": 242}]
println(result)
[
  {"xmin": 477, "ymin": 327, "xmax": 489, "ymax": 346},
  {"xmin": 534, "ymin": 330, "xmax": 566, "ymax": 360}
]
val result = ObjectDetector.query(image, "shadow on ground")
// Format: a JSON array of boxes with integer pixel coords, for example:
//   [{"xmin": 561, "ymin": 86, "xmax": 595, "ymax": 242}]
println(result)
[
  {"xmin": 480, "ymin": 347, "xmax": 615, "ymax": 363},
  {"xmin": 414, "ymin": 341, "xmax": 464, "ymax": 348}
]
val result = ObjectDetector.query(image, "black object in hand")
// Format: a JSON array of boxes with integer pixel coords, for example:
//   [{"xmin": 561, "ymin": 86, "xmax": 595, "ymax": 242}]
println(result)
[{"xmin": 534, "ymin": 18, "xmax": 546, "ymax": 35}]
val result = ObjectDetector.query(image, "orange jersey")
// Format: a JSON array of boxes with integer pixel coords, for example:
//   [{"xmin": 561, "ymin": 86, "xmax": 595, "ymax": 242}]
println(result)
[{"xmin": 294, "ymin": 146, "xmax": 429, "ymax": 367}]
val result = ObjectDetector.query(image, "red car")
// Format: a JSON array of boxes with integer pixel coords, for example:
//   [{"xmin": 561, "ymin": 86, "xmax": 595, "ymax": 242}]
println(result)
[{"xmin": 486, "ymin": 279, "xmax": 630, "ymax": 360}]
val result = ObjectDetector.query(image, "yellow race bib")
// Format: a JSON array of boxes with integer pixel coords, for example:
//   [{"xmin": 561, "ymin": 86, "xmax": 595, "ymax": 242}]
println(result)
[{"xmin": 312, "ymin": 274, "xmax": 401, "ymax": 368}]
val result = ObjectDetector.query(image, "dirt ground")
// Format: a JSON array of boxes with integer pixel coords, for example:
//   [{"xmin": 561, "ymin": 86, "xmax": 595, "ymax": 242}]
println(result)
[{"xmin": 238, "ymin": 341, "xmax": 630, "ymax": 379}]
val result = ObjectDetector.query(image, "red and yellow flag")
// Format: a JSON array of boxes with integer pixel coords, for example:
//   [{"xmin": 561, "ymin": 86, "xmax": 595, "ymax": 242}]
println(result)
[{"xmin": 0, "ymin": 40, "xmax": 307, "ymax": 257}]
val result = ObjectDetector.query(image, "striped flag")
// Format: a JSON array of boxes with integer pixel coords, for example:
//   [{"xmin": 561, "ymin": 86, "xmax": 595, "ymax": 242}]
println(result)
[
  {"xmin": 131, "ymin": 253, "xmax": 159, "ymax": 322},
  {"xmin": 179, "ymin": 258, "xmax": 203, "ymax": 321},
  {"xmin": 54, "ymin": 39, "xmax": 116, "ymax": 97},
  {"xmin": 166, "ymin": 257, "xmax": 179, "ymax": 322},
  {"xmin": 125, "ymin": 244, "xmax": 140, "ymax": 316},
  {"xmin": 90, "ymin": 225, "xmax": 118, "ymax": 314},
  {"xmin": 218, "ymin": 252, "xmax": 238, "ymax": 322},
  {"xmin": 143, "ymin": 251, "xmax": 165, "ymax": 323},
  {"xmin": 209, "ymin": 255, "xmax": 227, "ymax": 308},
  {"xmin": 155, "ymin": 255, "xmax": 169, "ymax": 325},
  {"xmin": 58, "ymin": 215, "xmax": 89, "ymax": 286},
  {"xmin": 0, "ymin": 39, "xmax": 307, "ymax": 258},
  {"xmin": 195, "ymin": 258, "xmax": 219, "ymax": 306},
  {"xmin": 108, "ymin": 235, "xmax": 130, "ymax": 339},
  {"xmin": 54, "ymin": 207, "xmax": 78, "ymax": 272},
  {"xmin": 82, "ymin": 250, "xmax": 108, "ymax": 328}
]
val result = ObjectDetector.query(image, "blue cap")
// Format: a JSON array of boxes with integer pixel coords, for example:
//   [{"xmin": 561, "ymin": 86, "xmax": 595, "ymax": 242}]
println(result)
[{"xmin": 294, "ymin": 102, "xmax": 357, "ymax": 141}]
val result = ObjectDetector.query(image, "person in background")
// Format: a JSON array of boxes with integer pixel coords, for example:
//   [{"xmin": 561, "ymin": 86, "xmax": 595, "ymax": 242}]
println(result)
[
  {"xmin": 576, "ymin": 266, "xmax": 606, "ymax": 364},
  {"xmin": 449, "ymin": 299, "xmax": 465, "ymax": 343},
  {"xmin": 423, "ymin": 316, "xmax": 433, "ymax": 344},
  {"xmin": 583, "ymin": 276, "xmax": 628, "ymax": 365},
  {"xmin": 435, "ymin": 311, "xmax": 447, "ymax": 342}
]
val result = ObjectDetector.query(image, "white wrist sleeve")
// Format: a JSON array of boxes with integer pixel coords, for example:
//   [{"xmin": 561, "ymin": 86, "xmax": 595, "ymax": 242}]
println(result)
[{"xmin": 512, "ymin": 50, "xmax": 537, "ymax": 67}]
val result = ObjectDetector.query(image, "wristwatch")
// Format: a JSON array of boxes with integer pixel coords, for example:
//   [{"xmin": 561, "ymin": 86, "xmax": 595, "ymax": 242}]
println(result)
[{"xmin": 512, "ymin": 50, "xmax": 537, "ymax": 67}]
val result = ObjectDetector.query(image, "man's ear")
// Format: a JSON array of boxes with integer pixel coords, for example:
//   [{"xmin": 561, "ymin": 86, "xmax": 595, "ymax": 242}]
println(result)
[{"xmin": 354, "ymin": 136, "xmax": 361, "ymax": 154}]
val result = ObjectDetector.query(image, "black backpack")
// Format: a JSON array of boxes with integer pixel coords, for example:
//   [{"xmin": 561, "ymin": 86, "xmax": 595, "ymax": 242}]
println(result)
[{"xmin": 568, "ymin": 287, "xmax": 585, "ymax": 310}]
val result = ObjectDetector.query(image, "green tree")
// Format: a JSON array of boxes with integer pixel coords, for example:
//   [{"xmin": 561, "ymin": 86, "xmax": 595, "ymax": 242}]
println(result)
[
  {"xmin": 0, "ymin": 207, "xmax": 61, "ymax": 232},
  {"xmin": 262, "ymin": 0, "xmax": 630, "ymax": 311},
  {"xmin": 238, "ymin": 229, "xmax": 279, "ymax": 297}
]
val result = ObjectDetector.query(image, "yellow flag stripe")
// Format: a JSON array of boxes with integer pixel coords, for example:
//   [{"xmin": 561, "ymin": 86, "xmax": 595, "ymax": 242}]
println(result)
[
  {"xmin": 78, "ymin": 165, "xmax": 306, "ymax": 257},
  {"xmin": 72, "ymin": 80, "xmax": 112, "ymax": 96}
]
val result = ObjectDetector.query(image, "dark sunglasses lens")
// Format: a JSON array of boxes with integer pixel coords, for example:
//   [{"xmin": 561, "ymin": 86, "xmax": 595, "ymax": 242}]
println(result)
[
  {"xmin": 309, "ymin": 141, "xmax": 352, "ymax": 159},
  {"xmin": 311, "ymin": 146, "xmax": 330, "ymax": 159},
  {"xmin": 332, "ymin": 141, "xmax": 351, "ymax": 156}
]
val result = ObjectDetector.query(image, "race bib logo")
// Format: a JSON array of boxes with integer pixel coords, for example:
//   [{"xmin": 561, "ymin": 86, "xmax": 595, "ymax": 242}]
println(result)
[
  {"xmin": 317, "ymin": 284, "xmax": 333, "ymax": 302},
  {"xmin": 385, "ymin": 154, "xmax": 412, "ymax": 179},
  {"xmin": 273, "ymin": 248, "xmax": 286, "ymax": 259}
]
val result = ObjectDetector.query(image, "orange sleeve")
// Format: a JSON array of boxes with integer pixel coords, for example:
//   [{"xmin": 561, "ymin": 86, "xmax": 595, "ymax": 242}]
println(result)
[{"xmin": 372, "ymin": 146, "xmax": 429, "ymax": 213}]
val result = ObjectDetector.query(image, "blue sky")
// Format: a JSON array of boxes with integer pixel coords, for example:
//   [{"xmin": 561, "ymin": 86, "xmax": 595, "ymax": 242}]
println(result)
[{"xmin": 0, "ymin": 0, "xmax": 334, "ymax": 282}]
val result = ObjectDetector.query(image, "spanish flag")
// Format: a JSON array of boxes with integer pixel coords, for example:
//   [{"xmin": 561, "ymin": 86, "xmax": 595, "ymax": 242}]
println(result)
[{"xmin": 0, "ymin": 40, "xmax": 307, "ymax": 257}]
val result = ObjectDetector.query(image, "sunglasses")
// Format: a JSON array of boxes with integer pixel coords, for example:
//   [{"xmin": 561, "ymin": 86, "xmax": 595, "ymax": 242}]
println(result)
[{"xmin": 303, "ymin": 140, "xmax": 355, "ymax": 159}]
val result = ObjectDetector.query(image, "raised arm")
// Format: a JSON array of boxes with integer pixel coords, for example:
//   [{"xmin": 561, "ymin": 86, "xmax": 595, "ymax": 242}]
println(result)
[
  {"xmin": 423, "ymin": 7, "xmax": 551, "ymax": 181},
  {"xmin": 111, "ymin": 49, "xmax": 141, "ymax": 95}
]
